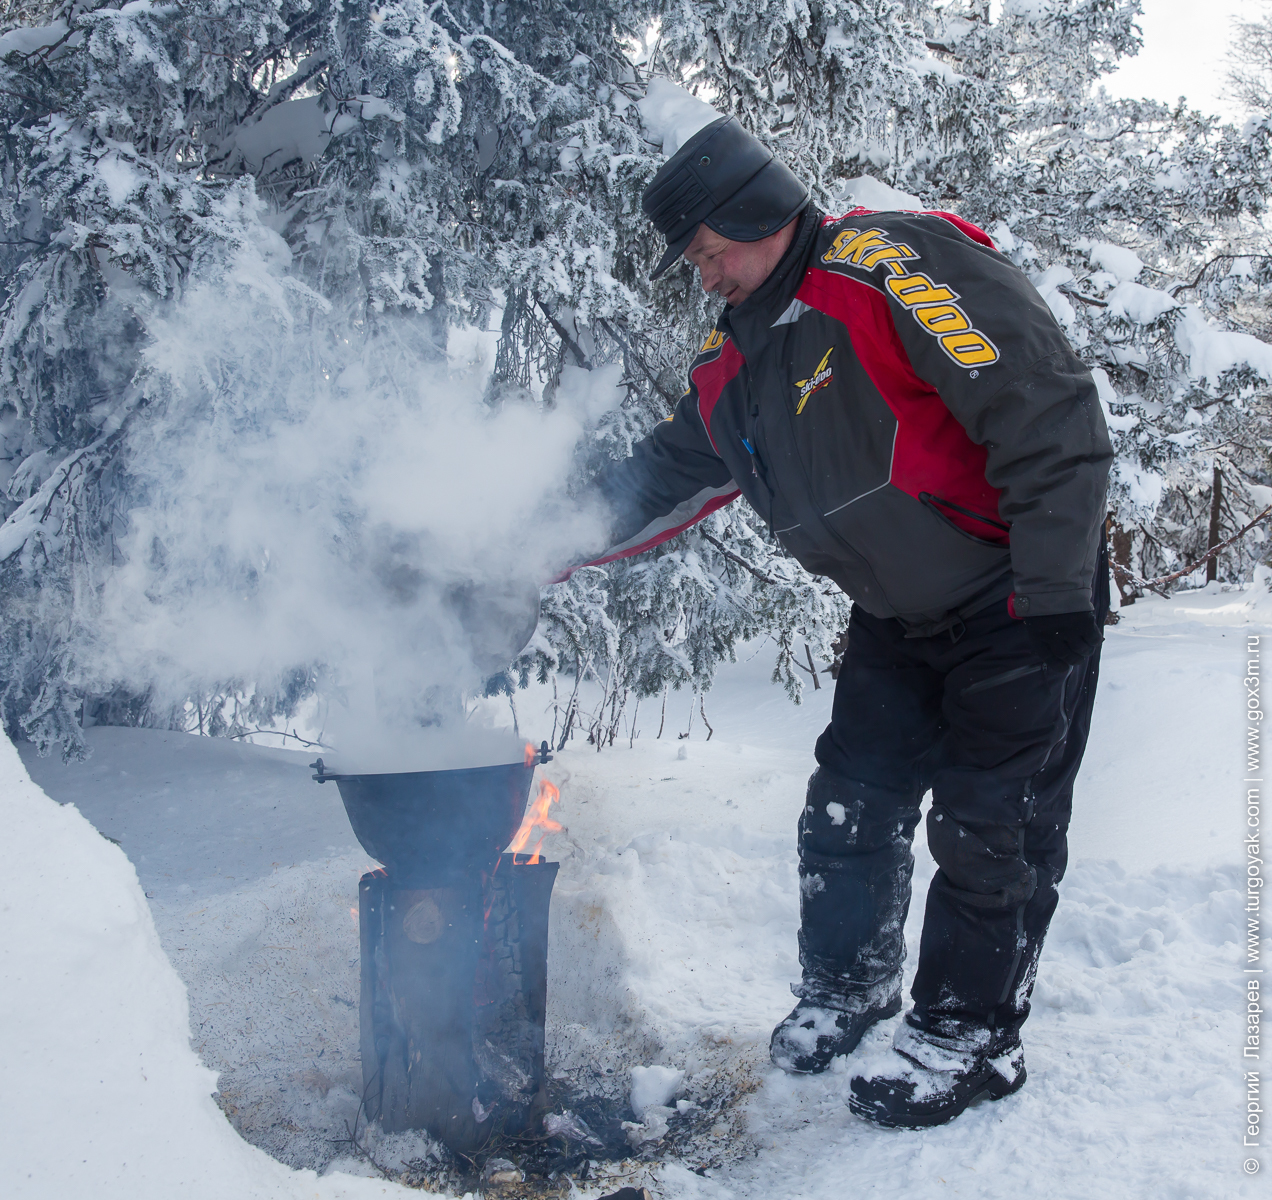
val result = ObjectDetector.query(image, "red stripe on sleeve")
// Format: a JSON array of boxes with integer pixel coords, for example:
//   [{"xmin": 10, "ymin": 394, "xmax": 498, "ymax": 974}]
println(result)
[
  {"xmin": 582, "ymin": 489, "xmax": 741, "ymax": 567},
  {"xmin": 692, "ymin": 340, "xmax": 745, "ymax": 454},
  {"xmin": 922, "ymin": 210, "xmax": 996, "ymax": 250},
  {"xmin": 825, "ymin": 207, "xmax": 996, "ymax": 250},
  {"xmin": 551, "ymin": 488, "xmax": 742, "ymax": 582}
]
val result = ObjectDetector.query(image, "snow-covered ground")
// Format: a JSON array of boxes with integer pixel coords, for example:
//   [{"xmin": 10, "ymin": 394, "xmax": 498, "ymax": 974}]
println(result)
[{"xmin": 4, "ymin": 585, "xmax": 1266, "ymax": 1198}]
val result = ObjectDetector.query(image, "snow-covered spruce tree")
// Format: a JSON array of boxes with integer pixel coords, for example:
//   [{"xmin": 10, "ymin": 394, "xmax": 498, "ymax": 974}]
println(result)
[
  {"xmin": 0, "ymin": 0, "xmax": 859, "ymax": 756},
  {"xmin": 0, "ymin": 0, "xmax": 648, "ymax": 754},
  {"xmin": 0, "ymin": 2, "xmax": 282, "ymax": 754},
  {"xmin": 654, "ymin": 0, "xmax": 1006, "ymax": 201},
  {"xmin": 1227, "ymin": 2, "xmax": 1272, "ymax": 117},
  {"xmin": 903, "ymin": 0, "xmax": 1272, "ymax": 603}
]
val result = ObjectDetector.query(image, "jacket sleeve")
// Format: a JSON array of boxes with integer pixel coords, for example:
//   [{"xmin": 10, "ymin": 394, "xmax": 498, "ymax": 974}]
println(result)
[
  {"xmin": 564, "ymin": 372, "xmax": 740, "ymax": 576},
  {"xmin": 867, "ymin": 214, "xmax": 1112, "ymax": 617}
]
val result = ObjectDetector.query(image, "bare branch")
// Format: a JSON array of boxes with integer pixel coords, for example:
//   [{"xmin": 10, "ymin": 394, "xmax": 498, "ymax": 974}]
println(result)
[
  {"xmin": 1173, "ymin": 253, "xmax": 1272, "ymax": 296},
  {"xmin": 227, "ymin": 727, "xmax": 330, "ymax": 749},
  {"xmin": 1058, "ymin": 284, "xmax": 1108, "ymax": 308},
  {"xmin": 697, "ymin": 529, "xmax": 780, "ymax": 585},
  {"xmin": 535, "ymin": 298, "xmax": 592, "ymax": 369},
  {"xmin": 1113, "ymin": 505, "xmax": 1272, "ymax": 595}
]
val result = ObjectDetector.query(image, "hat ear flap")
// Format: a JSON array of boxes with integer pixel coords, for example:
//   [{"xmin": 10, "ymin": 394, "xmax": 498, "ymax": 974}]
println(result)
[{"xmin": 703, "ymin": 159, "xmax": 809, "ymax": 246}]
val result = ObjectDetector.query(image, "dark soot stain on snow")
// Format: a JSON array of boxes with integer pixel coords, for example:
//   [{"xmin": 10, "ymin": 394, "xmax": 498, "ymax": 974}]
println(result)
[{"xmin": 329, "ymin": 1065, "xmax": 759, "ymax": 1195}]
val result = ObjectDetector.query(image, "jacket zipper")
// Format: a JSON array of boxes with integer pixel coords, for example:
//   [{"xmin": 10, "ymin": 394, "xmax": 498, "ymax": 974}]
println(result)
[{"xmin": 742, "ymin": 366, "xmax": 780, "ymax": 536}]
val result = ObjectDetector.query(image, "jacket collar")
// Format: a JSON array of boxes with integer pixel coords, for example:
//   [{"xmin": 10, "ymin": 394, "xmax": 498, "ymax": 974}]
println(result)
[{"xmin": 720, "ymin": 205, "xmax": 824, "ymax": 344}]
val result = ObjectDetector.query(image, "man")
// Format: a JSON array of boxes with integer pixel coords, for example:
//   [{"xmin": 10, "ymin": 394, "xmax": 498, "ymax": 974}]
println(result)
[{"xmin": 574, "ymin": 115, "xmax": 1112, "ymax": 1128}]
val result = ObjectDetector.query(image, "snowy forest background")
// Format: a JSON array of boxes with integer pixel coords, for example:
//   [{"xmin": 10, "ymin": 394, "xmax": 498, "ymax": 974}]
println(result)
[{"xmin": 1, "ymin": 0, "xmax": 1271, "ymax": 759}]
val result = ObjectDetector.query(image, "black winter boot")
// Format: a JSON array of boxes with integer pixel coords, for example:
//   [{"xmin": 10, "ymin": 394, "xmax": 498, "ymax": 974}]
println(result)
[
  {"xmin": 770, "ymin": 993, "xmax": 902, "ymax": 1074},
  {"xmin": 848, "ymin": 1014, "xmax": 1026, "ymax": 1128}
]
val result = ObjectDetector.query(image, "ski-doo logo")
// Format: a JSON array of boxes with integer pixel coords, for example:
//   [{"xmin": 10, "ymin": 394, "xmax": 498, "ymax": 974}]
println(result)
[
  {"xmin": 822, "ymin": 227, "xmax": 920, "ymax": 272},
  {"xmin": 821, "ymin": 228, "xmax": 1000, "ymax": 369},
  {"xmin": 700, "ymin": 329, "xmax": 726, "ymax": 353},
  {"xmin": 795, "ymin": 346, "xmax": 834, "ymax": 414}
]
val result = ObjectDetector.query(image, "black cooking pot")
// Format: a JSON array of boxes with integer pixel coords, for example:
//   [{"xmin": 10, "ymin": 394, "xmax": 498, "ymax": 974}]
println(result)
[{"xmin": 312, "ymin": 743, "xmax": 551, "ymax": 883}]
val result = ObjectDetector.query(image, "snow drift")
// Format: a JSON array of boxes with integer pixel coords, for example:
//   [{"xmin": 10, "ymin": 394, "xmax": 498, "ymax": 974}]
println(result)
[{"xmin": 0, "ymin": 730, "xmax": 412, "ymax": 1200}]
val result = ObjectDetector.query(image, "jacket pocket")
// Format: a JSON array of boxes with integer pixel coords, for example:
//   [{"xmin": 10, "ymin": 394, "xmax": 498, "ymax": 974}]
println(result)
[
  {"xmin": 919, "ymin": 492, "xmax": 1010, "ymax": 548},
  {"xmin": 960, "ymin": 662, "xmax": 1046, "ymax": 697}
]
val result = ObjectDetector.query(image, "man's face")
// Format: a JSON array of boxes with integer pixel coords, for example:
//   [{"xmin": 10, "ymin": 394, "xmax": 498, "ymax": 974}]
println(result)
[{"xmin": 682, "ymin": 224, "xmax": 790, "ymax": 307}]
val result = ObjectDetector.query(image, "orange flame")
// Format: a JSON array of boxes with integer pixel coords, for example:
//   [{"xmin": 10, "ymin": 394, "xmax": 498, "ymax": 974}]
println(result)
[
  {"xmin": 506, "ymin": 779, "xmax": 562, "ymax": 864},
  {"xmin": 524, "ymin": 741, "xmax": 537, "ymax": 767}
]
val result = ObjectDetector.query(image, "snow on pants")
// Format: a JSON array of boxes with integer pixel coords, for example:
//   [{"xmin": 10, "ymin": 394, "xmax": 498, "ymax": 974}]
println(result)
[{"xmin": 798, "ymin": 562, "xmax": 1108, "ymax": 1040}]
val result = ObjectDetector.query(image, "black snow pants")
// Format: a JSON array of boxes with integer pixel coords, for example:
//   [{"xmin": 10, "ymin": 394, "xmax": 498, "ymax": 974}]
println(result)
[{"xmin": 797, "ymin": 555, "xmax": 1108, "ymax": 1043}]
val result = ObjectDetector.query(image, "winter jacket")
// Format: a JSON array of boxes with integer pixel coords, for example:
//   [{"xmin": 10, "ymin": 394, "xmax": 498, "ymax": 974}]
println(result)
[{"xmin": 581, "ymin": 205, "xmax": 1112, "ymax": 635}]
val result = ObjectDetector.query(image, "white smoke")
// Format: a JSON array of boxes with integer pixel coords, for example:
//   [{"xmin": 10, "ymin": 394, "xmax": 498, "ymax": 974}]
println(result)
[{"xmin": 87, "ymin": 217, "xmax": 615, "ymax": 768}]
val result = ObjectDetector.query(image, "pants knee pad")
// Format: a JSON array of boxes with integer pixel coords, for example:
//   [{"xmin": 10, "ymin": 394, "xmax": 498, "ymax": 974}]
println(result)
[
  {"xmin": 926, "ymin": 804, "xmax": 1036, "ymax": 910},
  {"xmin": 801, "ymin": 767, "xmax": 921, "ymax": 857}
]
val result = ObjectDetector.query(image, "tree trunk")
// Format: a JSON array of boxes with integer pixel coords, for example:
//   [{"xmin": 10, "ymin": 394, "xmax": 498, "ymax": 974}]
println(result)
[
  {"xmin": 1207, "ymin": 465, "xmax": 1223, "ymax": 583},
  {"xmin": 1108, "ymin": 517, "xmax": 1138, "ymax": 606},
  {"xmin": 804, "ymin": 644, "xmax": 821, "ymax": 690}
]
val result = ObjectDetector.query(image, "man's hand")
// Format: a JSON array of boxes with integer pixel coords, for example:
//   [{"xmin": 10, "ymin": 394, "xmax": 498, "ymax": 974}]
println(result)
[{"xmin": 1022, "ymin": 610, "xmax": 1102, "ymax": 667}]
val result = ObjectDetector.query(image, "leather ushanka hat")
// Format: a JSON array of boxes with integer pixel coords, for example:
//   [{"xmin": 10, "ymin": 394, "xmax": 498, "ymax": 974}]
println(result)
[{"xmin": 642, "ymin": 115, "xmax": 810, "ymax": 279}]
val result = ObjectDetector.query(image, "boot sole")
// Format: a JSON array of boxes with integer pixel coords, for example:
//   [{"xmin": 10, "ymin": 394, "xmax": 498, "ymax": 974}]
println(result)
[
  {"xmin": 773, "ymin": 994, "xmax": 903, "ymax": 1075},
  {"xmin": 848, "ymin": 1064, "xmax": 1028, "ymax": 1129}
]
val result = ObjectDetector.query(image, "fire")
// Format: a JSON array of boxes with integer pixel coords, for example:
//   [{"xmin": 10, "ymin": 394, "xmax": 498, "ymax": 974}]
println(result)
[
  {"xmin": 524, "ymin": 741, "xmax": 537, "ymax": 767},
  {"xmin": 506, "ymin": 779, "xmax": 562, "ymax": 864}
]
